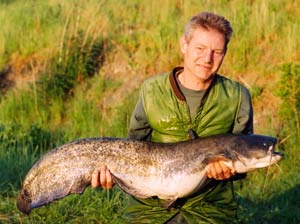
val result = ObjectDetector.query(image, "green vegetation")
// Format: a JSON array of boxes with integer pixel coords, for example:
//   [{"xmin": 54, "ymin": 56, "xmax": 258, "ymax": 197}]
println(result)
[
  {"xmin": 276, "ymin": 63, "xmax": 300, "ymax": 136},
  {"xmin": 0, "ymin": 0, "xmax": 299, "ymax": 223}
]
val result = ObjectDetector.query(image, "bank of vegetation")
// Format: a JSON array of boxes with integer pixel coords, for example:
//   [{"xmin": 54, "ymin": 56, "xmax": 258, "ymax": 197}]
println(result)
[{"xmin": 0, "ymin": 0, "xmax": 299, "ymax": 223}]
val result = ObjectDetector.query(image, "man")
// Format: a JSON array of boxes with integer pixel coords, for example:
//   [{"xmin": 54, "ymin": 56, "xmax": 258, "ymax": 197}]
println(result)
[{"xmin": 92, "ymin": 12, "xmax": 253, "ymax": 223}]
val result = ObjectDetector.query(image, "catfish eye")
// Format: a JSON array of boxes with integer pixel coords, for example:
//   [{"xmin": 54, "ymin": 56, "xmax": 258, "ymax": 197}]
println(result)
[{"xmin": 263, "ymin": 142, "xmax": 267, "ymax": 147}]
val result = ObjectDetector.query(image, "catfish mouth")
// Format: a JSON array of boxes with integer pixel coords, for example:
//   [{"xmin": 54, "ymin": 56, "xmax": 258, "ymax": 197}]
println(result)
[
  {"xmin": 256, "ymin": 144, "xmax": 283, "ymax": 167},
  {"xmin": 269, "ymin": 145, "xmax": 283, "ymax": 161},
  {"xmin": 272, "ymin": 151, "xmax": 283, "ymax": 158}
]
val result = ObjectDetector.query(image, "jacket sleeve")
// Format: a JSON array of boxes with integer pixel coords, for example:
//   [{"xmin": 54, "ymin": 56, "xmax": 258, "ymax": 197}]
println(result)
[
  {"xmin": 232, "ymin": 85, "xmax": 254, "ymax": 134},
  {"xmin": 128, "ymin": 94, "xmax": 152, "ymax": 141}
]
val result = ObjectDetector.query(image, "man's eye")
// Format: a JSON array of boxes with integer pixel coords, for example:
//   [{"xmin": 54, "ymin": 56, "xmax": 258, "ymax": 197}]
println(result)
[{"xmin": 214, "ymin": 51, "xmax": 223, "ymax": 55}]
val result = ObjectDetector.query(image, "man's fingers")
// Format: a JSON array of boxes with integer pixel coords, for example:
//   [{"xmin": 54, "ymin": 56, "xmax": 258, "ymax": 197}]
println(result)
[
  {"xmin": 206, "ymin": 166, "xmax": 212, "ymax": 178},
  {"xmin": 91, "ymin": 169, "xmax": 100, "ymax": 188},
  {"xmin": 207, "ymin": 163, "xmax": 218, "ymax": 179},
  {"xmin": 213, "ymin": 161, "xmax": 224, "ymax": 179},
  {"xmin": 206, "ymin": 161, "xmax": 235, "ymax": 180},
  {"xmin": 231, "ymin": 169, "xmax": 236, "ymax": 175},
  {"xmin": 91, "ymin": 164, "xmax": 114, "ymax": 189},
  {"xmin": 106, "ymin": 169, "xmax": 113, "ymax": 188},
  {"xmin": 219, "ymin": 161, "xmax": 231, "ymax": 179},
  {"xmin": 100, "ymin": 164, "xmax": 108, "ymax": 188},
  {"xmin": 91, "ymin": 164, "xmax": 109, "ymax": 189}
]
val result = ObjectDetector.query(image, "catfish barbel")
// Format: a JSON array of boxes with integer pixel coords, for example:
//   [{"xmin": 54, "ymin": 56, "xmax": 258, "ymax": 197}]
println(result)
[{"xmin": 17, "ymin": 134, "xmax": 283, "ymax": 214}]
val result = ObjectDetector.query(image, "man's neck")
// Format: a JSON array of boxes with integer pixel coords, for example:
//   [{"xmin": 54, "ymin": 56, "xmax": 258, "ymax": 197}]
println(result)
[{"xmin": 178, "ymin": 70, "xmax": 214, "ymax": 91}]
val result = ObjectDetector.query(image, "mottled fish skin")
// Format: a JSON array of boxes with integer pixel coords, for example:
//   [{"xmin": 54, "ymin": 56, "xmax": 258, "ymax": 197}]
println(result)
[{"xmin": 17, "ymin": 134, "xmax": 283, "ymax": 214}]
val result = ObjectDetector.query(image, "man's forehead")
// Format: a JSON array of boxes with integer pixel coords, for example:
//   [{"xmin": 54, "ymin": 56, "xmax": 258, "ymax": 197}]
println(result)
[
  {"xmin": 190, "ymin": 26, "xmax": 224, "ymax": 38},
  {"xmin": 188, "ymin": 27, "xmax": 225, "ymax": 46}
]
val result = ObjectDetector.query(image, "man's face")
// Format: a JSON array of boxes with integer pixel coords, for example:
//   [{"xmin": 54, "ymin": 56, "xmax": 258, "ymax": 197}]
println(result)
[{"xmin": 180, "ymin": 27, "xmax": 226, "ymax": 82}]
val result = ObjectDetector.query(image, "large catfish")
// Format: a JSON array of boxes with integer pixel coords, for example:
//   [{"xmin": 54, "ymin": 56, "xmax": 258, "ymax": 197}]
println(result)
[{"xmin": 17, "ymin": 134, "xmax": 283, "ymax": 214}]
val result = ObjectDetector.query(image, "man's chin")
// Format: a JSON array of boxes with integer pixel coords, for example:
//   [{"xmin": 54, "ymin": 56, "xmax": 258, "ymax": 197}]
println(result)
[{"xmin": 194, "ymin": 72, "xmax": 215, "ymax": 82}]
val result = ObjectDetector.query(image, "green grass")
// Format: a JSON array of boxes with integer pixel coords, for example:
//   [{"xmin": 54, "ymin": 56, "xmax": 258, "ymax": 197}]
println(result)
[
  {"xmin": 0, "ymin": 1, "xmax": 64, "ymax": 68},
  {"xmin": 1, "ymin": 0, "xmax": 300, "ymax": 223},
  {"xmin": 0, "ymin": 186, "xmax": 128, "ymax": 224}
]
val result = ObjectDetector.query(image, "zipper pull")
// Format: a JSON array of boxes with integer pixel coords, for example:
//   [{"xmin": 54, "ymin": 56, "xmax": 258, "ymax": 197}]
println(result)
[{"xmin": 188, "ymin": 129, "xmax": 198, "ymax": 140}]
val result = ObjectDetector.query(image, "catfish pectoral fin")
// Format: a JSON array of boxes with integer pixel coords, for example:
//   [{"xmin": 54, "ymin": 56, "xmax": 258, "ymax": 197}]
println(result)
[
  {"xmin": 69, "ymin": 179, "xmax": 90, "ymax": 194},
  {"xmin": 161, "ymin": 199, "xmax": 177, "ymax": 211},
  {"xmin": 111, "ymin": 174, "xmax": 150, "ymax": 199}
]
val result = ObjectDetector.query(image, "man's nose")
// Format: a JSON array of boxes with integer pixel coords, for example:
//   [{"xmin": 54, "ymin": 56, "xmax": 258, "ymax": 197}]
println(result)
[{"xmin": 203, "ymin": 50, "xmax": 213, "ymax": 64}]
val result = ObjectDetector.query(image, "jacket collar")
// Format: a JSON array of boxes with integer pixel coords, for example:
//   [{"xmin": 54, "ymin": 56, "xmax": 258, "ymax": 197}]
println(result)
[
  {"xmin": 169, "ymin": 67, "xmax": 185, "ymax": 101},
  {"xmin": 169, "ymin": 66, "xmax": 217, "ymax": 102}
]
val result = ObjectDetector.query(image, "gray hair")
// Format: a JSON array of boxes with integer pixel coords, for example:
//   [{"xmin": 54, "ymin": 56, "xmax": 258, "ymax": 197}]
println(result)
[{"xmin": 184, "ymin": 12, "xmax": 233, "ymax": 46}]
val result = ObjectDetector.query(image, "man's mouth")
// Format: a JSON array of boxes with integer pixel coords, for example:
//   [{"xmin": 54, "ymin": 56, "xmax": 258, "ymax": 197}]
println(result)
[{"xmin": 196, "ymin": 64, "xmax": 212, "ymax": 70}]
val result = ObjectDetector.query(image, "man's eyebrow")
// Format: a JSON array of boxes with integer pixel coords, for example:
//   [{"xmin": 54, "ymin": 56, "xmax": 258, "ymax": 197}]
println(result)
[
  {"xmin": 214, "ymin": 48, "xmax": 225, "ymax": 52},
  {"xmin": 193, "ymin": 44, "xmax": 224, "ymax": 52},
  {"xmin": 193, "ymin": 43, "xmax": 206, "ymax": 47}
]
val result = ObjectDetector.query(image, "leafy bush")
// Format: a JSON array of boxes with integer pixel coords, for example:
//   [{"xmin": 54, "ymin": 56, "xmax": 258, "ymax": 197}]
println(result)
[{"xmin": 39, "ymin": 34, "xmax": 105, "ymax": 100}]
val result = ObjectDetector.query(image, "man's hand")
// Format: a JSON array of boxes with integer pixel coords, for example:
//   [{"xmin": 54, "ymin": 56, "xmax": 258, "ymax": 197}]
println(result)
[
  {"xmin": 206, "ymin": 160, "xmax": 236, "ymax": 180},
  {"xmin": 91, "ymin": 164, "xmax": 114, "ymax": 189}
]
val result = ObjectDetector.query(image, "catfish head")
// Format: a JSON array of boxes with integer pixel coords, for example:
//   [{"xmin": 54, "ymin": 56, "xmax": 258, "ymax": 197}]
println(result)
[{"xmin": 227, "ymin": 134, "xmax": 283, "ymax": 173}]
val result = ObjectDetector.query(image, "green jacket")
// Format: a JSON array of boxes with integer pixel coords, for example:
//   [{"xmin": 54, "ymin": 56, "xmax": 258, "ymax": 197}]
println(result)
[
  {"xmin": 142, "ymin": 68, "xmax": 242, "ymax": 142},
  {"xmin": 127, "ymin": 67, "xmax": 253, "ymax": 224}
]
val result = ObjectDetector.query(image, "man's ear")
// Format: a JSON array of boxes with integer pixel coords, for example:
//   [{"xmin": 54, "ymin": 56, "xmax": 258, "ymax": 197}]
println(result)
[{"xmin": 180, "ymin": 36, "xmax": 188, "ymax": 54}]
